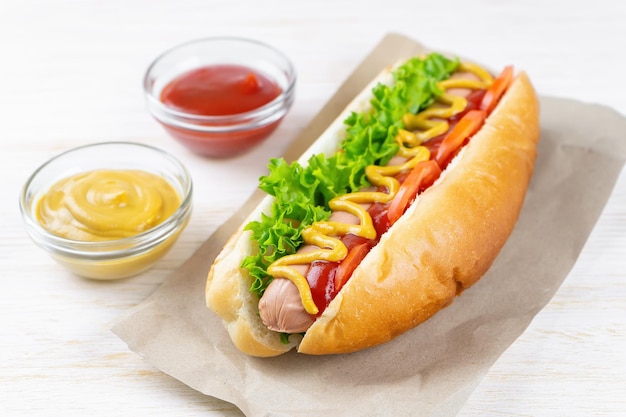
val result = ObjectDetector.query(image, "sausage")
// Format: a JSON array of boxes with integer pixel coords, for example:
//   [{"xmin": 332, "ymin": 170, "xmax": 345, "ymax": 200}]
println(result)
[
  {"xmin": 258, "ymin": 276, "xmax": 314, "ymax": 333},
  {"xmin": 446, "ymin": 70, "xmax": 481, "ymax": 98}
]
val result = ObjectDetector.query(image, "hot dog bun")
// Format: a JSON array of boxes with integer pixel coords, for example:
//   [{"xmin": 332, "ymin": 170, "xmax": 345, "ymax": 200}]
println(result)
[{"xmin": 206, "ymin": 66, "xmax": 540, "ymax": 357}]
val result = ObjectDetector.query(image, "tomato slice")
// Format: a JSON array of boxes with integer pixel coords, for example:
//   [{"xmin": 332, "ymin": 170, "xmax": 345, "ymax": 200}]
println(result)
[
  {"xmin": 387, "ymin": 160, "xmax": 441, "ymax": 226},
  {"xmin": 434, "ymin": 109, "xmax": 486, "ymax": 169},
  {"xmin": 334, "ymin": 242, "xmax": 371, "ymax": 292},
  {"xmin": 480, "ymin": 65, "xmax": 514, "ymax": 114}
]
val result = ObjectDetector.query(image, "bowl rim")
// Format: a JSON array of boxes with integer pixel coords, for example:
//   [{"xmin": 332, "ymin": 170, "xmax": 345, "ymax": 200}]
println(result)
[
  {"xmin": 142, "ymin": 36, "xmax": 297, "ymax": 131},
  {"xmin": 19, "ymin": 141, "xmax": 194, "ymax": 259}
]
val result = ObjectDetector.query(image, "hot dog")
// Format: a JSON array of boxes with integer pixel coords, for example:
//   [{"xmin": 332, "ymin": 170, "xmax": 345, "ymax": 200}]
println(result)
[{"xmin": 206, "ymin": 53, "xmax": 540, "ymax": 357}]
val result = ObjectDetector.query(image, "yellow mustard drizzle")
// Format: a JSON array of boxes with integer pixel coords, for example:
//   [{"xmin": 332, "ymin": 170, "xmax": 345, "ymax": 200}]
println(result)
[{"xmin": 267, "ymin": 62, "xmax": 494, "ymax": 315}]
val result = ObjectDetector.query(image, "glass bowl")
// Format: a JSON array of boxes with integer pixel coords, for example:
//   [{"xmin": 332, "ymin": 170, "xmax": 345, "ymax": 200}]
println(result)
[
  {"xmin": 19, "ymin": 142, "xmax": 193, "ymax": 280},
  {"xmin": 143, "ymin": 37, "xmax": 297, "ymax": 158}
]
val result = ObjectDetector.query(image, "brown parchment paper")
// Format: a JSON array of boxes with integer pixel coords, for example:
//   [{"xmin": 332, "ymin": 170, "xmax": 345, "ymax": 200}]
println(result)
[{"xmin": 112, "ymin": 33, "xmax": 626, "ymax": 417}]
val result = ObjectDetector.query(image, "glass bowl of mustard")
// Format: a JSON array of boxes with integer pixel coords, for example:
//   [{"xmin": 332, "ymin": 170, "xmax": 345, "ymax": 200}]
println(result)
[
  {"xmin": 19, "ymin": 142, "xmax": 193, "ymax": 280},
  {"xmin": 143, "ymin": 37, "xmax": 297, "ymax": 158}
]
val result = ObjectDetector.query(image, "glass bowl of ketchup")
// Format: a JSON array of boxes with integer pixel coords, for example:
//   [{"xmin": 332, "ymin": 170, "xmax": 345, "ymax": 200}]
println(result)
[{"xmin": 144, "ymin": 37, "xmax": 296, "ymax": 158}]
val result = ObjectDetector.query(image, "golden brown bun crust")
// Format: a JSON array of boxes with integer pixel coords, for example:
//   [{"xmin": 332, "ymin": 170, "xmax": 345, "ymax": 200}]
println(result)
[
  {"xmin": 206, "ymin": 70, "xmax": 540, "ymax": 357},
  {"xmin": 298, "ymin": 72, "xmax": 540, "ymax": 354}
]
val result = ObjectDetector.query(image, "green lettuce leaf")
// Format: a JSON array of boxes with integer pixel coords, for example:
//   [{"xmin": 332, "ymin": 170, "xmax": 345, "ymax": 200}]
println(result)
[{"xmin": 242, "ymin": 53, "xmax": 459, "ymax": 297}]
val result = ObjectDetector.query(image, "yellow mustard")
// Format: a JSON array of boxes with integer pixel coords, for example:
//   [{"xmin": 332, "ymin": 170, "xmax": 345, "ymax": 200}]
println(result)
[
  {"xmin": 36, "ymin": 169, "xmax": 181, "ymax": 241},
  {"xmin": 267, "ymin": 61, "xmax": 494, "ymax": 314}
]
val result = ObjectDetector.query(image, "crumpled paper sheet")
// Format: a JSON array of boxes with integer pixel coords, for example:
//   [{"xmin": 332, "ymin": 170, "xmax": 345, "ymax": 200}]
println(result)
[{"xmin": 112, "ymin": 33, "xmax": 626, "ymax": 417}]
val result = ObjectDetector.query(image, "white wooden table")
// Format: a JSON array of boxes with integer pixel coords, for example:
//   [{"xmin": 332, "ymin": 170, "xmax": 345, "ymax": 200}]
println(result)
[{"xmin": 2, "ymin": 1, "xmax": 625, "ymax": 415}]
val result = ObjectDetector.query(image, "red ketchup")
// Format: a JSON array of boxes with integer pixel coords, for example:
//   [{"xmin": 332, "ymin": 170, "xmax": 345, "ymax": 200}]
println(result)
[
  {"xmin": 159, "ymin": 64, "xmax": 283, "ymax": 157},
  {"xmin": 161, "ymin": 65, "xmax": 282, "ymax": 116}
]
